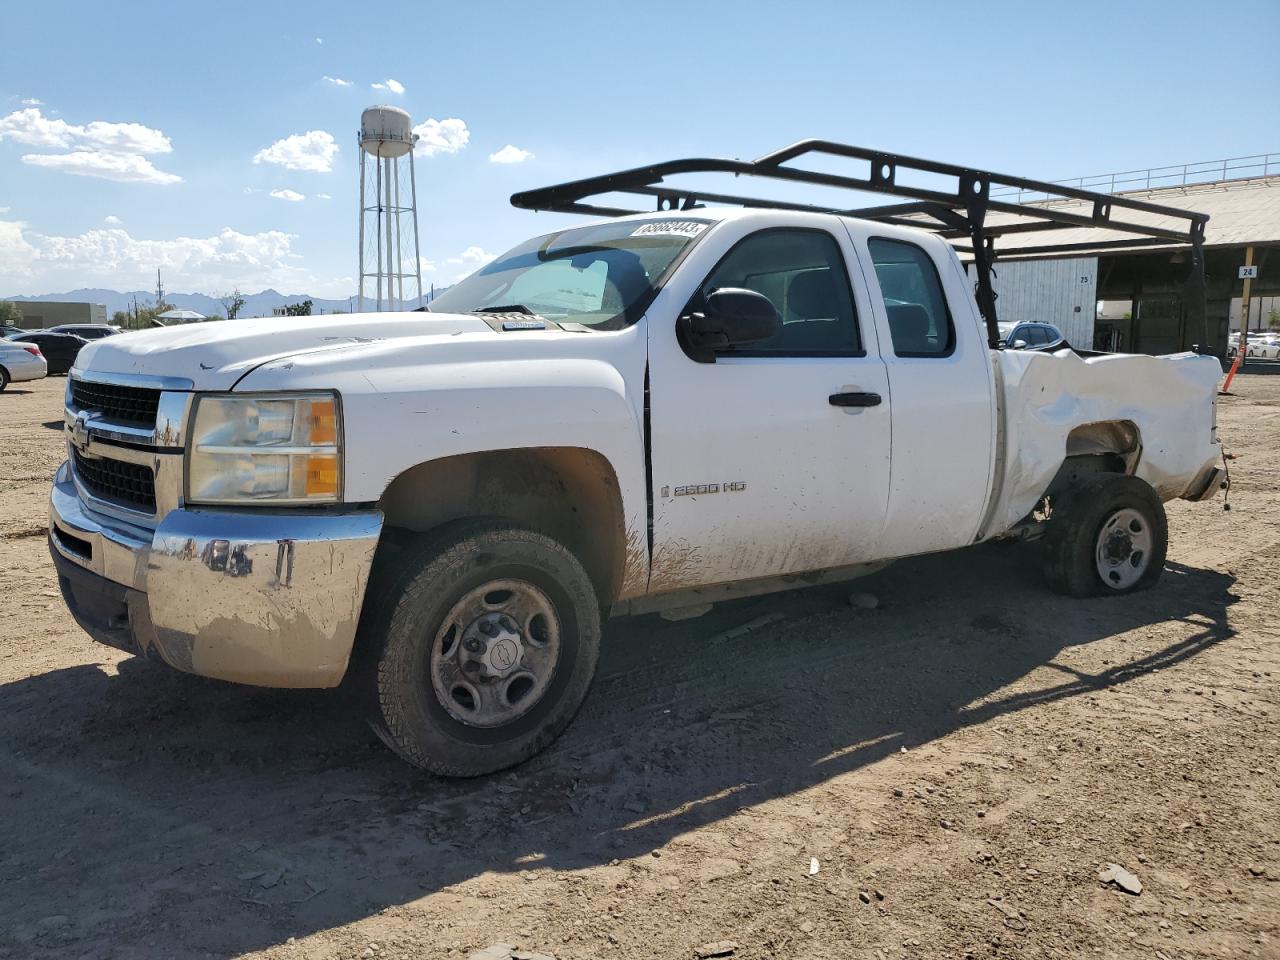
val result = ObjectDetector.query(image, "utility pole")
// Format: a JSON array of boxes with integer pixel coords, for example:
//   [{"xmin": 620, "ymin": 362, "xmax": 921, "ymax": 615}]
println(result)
[
  {"xmin": 155, "ymin": 268, "xmax": 165, "ymax": 311},
  {"xmin": 1221, "ymin": 246, "xmax": 1256, "ymax": 394}
]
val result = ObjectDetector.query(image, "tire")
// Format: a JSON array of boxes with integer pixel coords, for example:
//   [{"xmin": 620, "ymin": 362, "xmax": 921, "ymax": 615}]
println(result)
[
  {"xmin": 0, "ymin": 367, "xmax": 8, "ymax": 392},
  {"xmin": 358, "ymin": 520, "xmax": 600, "ymax": 777},
  {"xmin": 1043, "ymin": 473, "xmax": 1167, "ymax": 598}
]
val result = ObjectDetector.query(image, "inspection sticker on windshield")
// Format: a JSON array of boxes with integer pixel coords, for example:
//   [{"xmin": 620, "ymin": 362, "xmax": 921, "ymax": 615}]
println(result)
[{"xmin": 631, "ymin": 220, "xmax": 708, "ymax": 238}]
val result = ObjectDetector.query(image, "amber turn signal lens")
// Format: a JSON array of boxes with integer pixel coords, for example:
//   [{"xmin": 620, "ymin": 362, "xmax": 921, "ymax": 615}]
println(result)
[
  {"xmin": 304, "ymin": 454, "xmax": 339, "ymax": 497},
  {"xmin": 309, "ymin": 400, "xmax": 338, "ymax": 445}
]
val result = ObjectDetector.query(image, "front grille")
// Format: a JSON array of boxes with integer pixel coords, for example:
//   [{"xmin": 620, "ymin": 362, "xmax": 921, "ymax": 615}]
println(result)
[
  {"xmin": 72, "ymin": 449, "xmax": 156, "ymax": 513},
  {"xmin": 71, "ymin": 379, "xmax": 161, "ymax": 426}
]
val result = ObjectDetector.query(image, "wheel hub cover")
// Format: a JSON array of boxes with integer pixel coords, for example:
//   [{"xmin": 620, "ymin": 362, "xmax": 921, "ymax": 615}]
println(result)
[
  {"xmin": 1103, "ymin": 529, "xmax": 1132, "ymax": 562},
  {"xmin": 486, "ymin": 634, "xmax": 522, "ymax": 676},
  {"xmin": 430, "ymin": 579, "xmax": 562, "ymax": 728},
  {"xmin": 464, "ymin": 615, "xmax": 524, "ymax": 679}
]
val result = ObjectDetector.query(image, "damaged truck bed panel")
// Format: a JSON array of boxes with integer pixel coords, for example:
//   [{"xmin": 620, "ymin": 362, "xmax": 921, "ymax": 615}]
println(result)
[{"xmin": 985, "ymin": 349, "xmax": 1223, "ymax": 537}]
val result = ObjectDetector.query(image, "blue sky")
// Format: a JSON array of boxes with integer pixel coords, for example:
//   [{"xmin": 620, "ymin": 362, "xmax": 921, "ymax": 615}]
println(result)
[{"xmin": 2, "ymin": 0, "xmax": 1277, "ymax": 299}]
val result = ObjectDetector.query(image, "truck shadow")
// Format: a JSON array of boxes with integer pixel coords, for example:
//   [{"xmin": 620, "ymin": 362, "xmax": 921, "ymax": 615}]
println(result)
[{"xmin": 0, "ymin": 544, "xmax": 1237, "ymax": 957}]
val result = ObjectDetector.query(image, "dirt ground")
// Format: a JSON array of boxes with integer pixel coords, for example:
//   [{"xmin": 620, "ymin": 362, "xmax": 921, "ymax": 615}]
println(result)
[{"xmin": 1, "ymin": 372, "xmax": 1277, "ymax": 960}]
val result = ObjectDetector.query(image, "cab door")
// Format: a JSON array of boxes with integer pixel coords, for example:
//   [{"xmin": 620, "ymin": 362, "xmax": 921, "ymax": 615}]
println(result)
[
  {"xmin": 846, "ymin": 224, "xmax": 996, "ymax": 559},
  {"xmin": 645, "ymin": 214, "xmax": 892, "ymax": 593}
]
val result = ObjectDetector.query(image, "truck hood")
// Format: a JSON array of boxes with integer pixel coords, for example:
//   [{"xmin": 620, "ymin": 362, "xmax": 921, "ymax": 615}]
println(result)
[{"xmin": 72, "ymin": 311, "xmax": 496, "ymax": 391}]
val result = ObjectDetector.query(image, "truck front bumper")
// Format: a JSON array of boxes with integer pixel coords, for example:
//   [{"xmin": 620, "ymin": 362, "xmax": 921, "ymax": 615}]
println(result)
[{"xmin": 49, "ymin": 461, "xmax": 383, "ymax": 688}]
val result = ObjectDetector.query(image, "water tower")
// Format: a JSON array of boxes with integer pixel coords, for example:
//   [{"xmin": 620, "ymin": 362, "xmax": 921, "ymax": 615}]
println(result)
[{"xmin": 357, "ymin": 106, "xmax": 424, "ymax": 311}]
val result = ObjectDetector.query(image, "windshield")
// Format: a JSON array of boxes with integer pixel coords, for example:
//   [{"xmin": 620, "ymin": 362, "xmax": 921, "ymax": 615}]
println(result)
[{"xmin": 429, "ymin": 218, "xmax": 711, "ymax": 329}]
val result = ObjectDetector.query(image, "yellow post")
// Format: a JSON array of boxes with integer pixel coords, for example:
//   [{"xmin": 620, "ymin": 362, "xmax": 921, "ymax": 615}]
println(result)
[{"xmin": 1221, "ymin": 246, "xmax": 1256, "ymax": 393}]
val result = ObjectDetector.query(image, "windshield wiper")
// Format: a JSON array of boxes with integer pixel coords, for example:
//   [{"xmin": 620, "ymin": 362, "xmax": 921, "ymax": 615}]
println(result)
[{"xmin": 473, "ymin": 304, "xmax": 536, "ymax": 316}]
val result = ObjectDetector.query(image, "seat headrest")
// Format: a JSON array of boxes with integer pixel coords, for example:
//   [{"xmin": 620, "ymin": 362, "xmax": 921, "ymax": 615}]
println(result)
[
  {"xmin": 887, "ymin": 303, "xmax": 933, "ymax": 353},
  {"xmin": 787, "ymin": 269, "xmax": 838, "ymax": 321}
]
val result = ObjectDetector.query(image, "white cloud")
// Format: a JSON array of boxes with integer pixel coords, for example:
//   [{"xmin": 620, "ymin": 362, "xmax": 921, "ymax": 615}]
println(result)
[
  {"xmin": 0, "ymin": 220, "xmax": 38, "ymax": 277},
  {"xmin": 20, "ymin": 98, "xmax": 42, "ymax": 106},
  {"xmin": 489, "ymin": 144, "xmax": 534, "ymax": 165},
  {"xmin": 446, "ymin": 246, "xmax": 496, "ymax": 281},
  {"xmin": 21, "ymin": 151, "xmax": 182, "ymax": 185},
  {"xmin": 0, "ymin": 108, "xmax": 85, "ymax": 148},
  {"xmin": 315, "ymin": 193, "xmax": 332, "ymax": 200},
  {"xmin": 269, "ymin": 188, "xmax": 305, "ymax": 202},
  {"xmin": 459, "ymin": 246, "xmax": 495, "ymax": 264},
  {"xmin": 413, "ymin": 118, "xmax": 469, "ymax": 157},
  {"xmin": 0, "ymin": 206, "xmax": 10, "ymax": 214},
  {"xmin": 0, "ymin": 108, "xmax": 171, "ymax": 153},
  {"xmin": 315, "ymin": 37, "xmax": 323, "ymax": 44},
  {"xmin": 1, "ymin": 108, "xmax": 180, "ymax": 185},
  {"xmin": 104, "ymin": 214, "xmax": 122, "ymax": 225},
  {"xmin": 322, "ymin": 75, "xmax": 351, "ymax": 87},
  {"xmin": 82, "ymin": 120, "xmax": 172, "ymax": 154},
  {"xmin": 252, "ymin": 130, "xmax": 338, "ymax": 172},
  {"xmin": 0, "ymin": 218, "xmax": 352, "ymax": 297},
  {"xmin": 371, "ymin": 78, "xmax": 405, "ymax": 95}
]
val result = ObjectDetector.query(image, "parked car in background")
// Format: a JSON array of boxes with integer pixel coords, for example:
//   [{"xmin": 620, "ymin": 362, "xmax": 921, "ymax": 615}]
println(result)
[
  {"xmin": 1245, "ymin": 333, "xmax": 1280, "ymax": 360},
  {"xmin": 997, "ymin": 321, "xmax": 1067, "ymax": 351},
  {"xmin": 48, "ymin": 324, "xmax": 122, "ymax": 340},
  {"xmin": 0, "ymin": 337, "xmax": 48, "ymax": 390},
  {"xmin": 5, "ymin": 331, "xmax": 88, "ymax": 374},
  {"xmin": 0, "ymin": 324, "xmax": 26, "ymax": 339}
]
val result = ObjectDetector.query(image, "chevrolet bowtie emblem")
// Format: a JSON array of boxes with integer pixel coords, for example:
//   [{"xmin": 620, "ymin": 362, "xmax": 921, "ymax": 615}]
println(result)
[{"xmin": 70, "ymin": 412, "xmax": 91, "ymax": 454}]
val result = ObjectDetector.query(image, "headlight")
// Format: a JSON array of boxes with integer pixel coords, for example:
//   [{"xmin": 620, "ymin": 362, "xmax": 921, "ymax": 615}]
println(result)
[{"xmin": 186, "ymin": 393, "xmax": 341, "ymax": 504}]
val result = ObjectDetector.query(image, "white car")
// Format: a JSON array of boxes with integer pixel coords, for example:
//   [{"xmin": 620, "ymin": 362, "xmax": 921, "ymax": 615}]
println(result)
[
  {"xmin": 1246, "ymin": 334, "xmax": 1280, "ymax": 359},
  {"xmin": 48, "ymin": 141, "xmax": 1226, "ymax": 776},
  {"xmin": 0, "ymin": 337, "xmax": 47, "ymax": 390}
]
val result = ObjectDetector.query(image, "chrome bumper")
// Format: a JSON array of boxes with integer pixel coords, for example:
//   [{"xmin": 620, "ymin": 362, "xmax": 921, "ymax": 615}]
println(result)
[{"xmin": 49, "ymin": 461, "xmax": 383, "ymax": 688}]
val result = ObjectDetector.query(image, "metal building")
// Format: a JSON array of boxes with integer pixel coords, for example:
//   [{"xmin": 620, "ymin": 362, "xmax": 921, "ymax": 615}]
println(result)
[
  {"xmin": 973, "ymin": 154, "xmax": 1279, "ymax": 355},
  {"xmin": 5, "ymin": 300, "xmax": 108, "ymax": 330}
]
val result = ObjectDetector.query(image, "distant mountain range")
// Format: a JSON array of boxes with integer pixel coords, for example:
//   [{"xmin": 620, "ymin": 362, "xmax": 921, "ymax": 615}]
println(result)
[{"xmin": 2, "ymin": 288, "xmax": 445, "ymax": 318}]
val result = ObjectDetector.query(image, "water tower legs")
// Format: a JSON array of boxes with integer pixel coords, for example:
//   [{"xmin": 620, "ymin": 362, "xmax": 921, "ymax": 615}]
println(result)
[{"xmin": 357, "ymin": 105, "xmax": 423, "ymax": 313}]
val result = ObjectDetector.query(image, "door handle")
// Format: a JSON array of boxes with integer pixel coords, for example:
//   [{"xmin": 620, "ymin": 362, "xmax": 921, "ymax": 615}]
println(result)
[{"xmin": 829, "ymin": 391, "xmax": 882, "ymax": 408}]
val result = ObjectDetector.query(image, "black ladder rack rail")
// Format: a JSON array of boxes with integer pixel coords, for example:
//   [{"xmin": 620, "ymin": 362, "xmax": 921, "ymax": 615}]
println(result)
[{"xmin": 510, "ymin": 139, "xmax": 1210, "ymax": 350}]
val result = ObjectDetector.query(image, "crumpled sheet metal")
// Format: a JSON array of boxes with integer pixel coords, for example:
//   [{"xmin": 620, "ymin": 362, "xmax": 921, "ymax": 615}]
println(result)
[{"xmin": 991, "ymin": 349, "xmax": 1221, "ymax": 532}]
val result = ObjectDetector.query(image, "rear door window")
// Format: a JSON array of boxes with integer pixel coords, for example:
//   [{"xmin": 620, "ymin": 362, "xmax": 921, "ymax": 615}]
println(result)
[{"xmin": 867, "ymin": 238, "xmax": 955, "ymax": 357}]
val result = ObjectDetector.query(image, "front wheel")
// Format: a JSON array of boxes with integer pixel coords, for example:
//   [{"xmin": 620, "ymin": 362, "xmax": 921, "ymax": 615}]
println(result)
[
  {"xmin": 0, "ymin": 367, "xmax": 9, "ymax": 392},
  {"xmin": 1042, "ymin": 474, "xmax": 1168, "ymax": 597},
  {"xmin": 359, "ymin": 521, "xmax": 600, "ymax": 777}
]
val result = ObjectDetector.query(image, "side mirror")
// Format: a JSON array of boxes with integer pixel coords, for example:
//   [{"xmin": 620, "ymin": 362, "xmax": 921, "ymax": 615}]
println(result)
[
  {"xmin": 678, "ymin": 287, "xmax": 781, "ymax": 363},
  {"xmin": 1011, "ymin": 338, "xmax": 1028, "ymax": 350}
]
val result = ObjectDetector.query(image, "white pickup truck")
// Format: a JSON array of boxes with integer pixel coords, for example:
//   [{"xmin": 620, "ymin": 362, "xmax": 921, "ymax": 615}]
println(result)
[{"xmin": 49, "ymin": 142, "xmax": 1226, "ymax": 776}]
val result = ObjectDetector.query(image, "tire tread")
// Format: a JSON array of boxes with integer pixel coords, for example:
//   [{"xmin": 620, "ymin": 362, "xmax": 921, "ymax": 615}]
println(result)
[
  {"xmin": 1043, "ymin": 474, "xmax": 1168, "ymax": 598},
  {"xmin": 357, "ymin": 520, "xmax": 599, "ymax": 777}
]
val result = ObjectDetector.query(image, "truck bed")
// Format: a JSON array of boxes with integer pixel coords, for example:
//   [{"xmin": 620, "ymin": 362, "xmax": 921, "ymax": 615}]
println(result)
[{"xmin": 983, "ymin": 349, "xmax": 1223, "ymax": 537}]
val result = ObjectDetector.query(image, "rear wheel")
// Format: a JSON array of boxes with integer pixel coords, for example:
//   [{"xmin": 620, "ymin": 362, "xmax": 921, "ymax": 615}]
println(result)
[
  {"xmin": 0, "ymin": 367, "xmax": 9, "ymax": 392},
  {"xmin": 359, "ymin": 520, "xmax": 600, "ymax": 777},
  {"xmin": 1043, "ymin": 474, "xmax": 1167, "ymax": 597}
]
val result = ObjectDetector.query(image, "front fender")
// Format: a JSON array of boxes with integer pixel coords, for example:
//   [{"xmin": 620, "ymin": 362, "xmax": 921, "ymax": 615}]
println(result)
[{"xmin": 236, "ymin": 325, "xmax": 651, "ymax": 594}]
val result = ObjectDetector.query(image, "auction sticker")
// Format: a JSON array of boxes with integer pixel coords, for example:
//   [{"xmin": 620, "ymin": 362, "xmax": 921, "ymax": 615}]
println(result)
[{"xmin": 631, "ymin": 220, "xmax": 709, "ymax": 238}]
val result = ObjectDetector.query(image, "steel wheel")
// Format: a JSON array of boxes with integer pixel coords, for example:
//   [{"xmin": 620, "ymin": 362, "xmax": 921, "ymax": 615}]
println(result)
[
  {"xmin": 1094, "ymin": 507, "xmax": 1153, "ymax": 590},
  {"xmin": 429, "ymin": 578, "xmax": 562, "ymax": 728}
]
